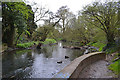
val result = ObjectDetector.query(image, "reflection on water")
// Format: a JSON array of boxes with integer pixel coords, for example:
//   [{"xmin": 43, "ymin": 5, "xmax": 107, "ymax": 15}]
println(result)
[{"xmin": 2, "ymin": 42, "xmax": 84, "ymax": 78}]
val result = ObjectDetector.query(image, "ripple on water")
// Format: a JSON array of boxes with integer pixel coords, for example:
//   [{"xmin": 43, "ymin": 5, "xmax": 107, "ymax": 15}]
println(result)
[{"xmin": 3, "ymin": 42, "xmax": 84, "ymax": 78}]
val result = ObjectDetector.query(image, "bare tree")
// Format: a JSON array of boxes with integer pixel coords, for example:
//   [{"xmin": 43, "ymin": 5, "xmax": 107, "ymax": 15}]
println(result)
[
  {"xmin": 56, "ymin": 6, "xmax": 75, "ymax": 33},
  {"xmin": 34, "ymin": 6, "xmax": 49, "ymax": 22}
]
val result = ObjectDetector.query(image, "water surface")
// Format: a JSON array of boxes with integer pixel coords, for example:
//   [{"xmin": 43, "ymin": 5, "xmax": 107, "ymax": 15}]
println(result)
[{"xmin": 2, "ymin": 42, "xmax": 84, "ymax": 78}]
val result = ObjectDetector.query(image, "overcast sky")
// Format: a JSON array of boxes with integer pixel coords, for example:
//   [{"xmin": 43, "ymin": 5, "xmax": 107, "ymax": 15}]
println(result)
[
  {"xmin": 25, "ymin": 0, "xmax": 107, "ymax": 25},
  {"xmin": 26, "ymin": 0, "xmax": 99, "ymax": 14}
]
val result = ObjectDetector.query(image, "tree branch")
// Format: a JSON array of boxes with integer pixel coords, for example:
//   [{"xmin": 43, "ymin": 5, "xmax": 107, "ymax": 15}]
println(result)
[
  {"xmin": 52, "ymin": 18, "xmax": 61, "ymax": 27},
  {"xmin": 92, "ymin": 13, "xmax": 108, "ymax": 33}
]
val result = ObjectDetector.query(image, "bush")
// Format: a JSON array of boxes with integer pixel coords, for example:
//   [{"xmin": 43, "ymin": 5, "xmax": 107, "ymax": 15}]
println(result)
[
  {"xmin": 43, "ymin": 39, "xmax": 57, "ymax": 44},
  {"xmin": 104, "ymin": 42, "xmax": 120, "ymax": 54},
  {"xmin": 56, "ymin": 38, "xmax": 63, "ymax": 41},
  {"xmin": 87, "ymin": 42, "xmax": 106, "ymax": 51},
  {"xmin": 16, "ymin": 39, "xmax": 57, "ymax": 48},
  {"xmin": 16, "ymin": 41, "xmax": 39, "ymax": 48}
]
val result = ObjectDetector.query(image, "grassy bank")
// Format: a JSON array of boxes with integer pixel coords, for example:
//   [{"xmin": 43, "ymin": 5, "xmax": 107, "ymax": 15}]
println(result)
[
  {"xmin": 108, "ymin": 59, "xmax": 120, "ymax": 75},
  {"xmin": 16, "ymin": 39, "xmax": 57, "ymax": 48},
  {"xmin": 108, "ymin": 52, "xmax": 120, "ymax": 76}
]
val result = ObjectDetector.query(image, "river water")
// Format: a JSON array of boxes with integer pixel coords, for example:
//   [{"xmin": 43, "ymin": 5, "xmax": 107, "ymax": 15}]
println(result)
[{"xmin": 2, "ymin": 42, "xmax": 85, "ymax": 78}]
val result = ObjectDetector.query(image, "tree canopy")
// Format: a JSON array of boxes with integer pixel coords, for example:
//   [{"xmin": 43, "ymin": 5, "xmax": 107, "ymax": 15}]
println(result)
[
  {"xmin": 82, "ymin": 1, "xmax": 119, "ymax": 47},
  {"xmin": 2, "ymin": 2, "xmax": 36, "ymax": 47}
]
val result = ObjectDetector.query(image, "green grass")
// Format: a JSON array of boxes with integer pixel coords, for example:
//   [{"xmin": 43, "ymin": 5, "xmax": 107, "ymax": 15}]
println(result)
[
  {"xmin": 16, "ymin": 39, "xmax": 57, "ymax": 48},
  {"xmin": 87, "ymin": 42, "xmax": 106, "ymax": 51},
  {"xmin": 108, "ymin": 59, "xmax": 120, "ymax": 75}
]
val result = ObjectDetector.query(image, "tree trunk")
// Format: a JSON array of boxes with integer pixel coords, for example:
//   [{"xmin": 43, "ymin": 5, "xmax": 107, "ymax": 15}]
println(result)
[
  {"xmin": 7, "ymin": 24, "xmax": 15, "ymax": 47},
  {"xmin": 103, "ymin": 32, "xmax": 115, "ymax": 51},
  {"xmin": 63, "ymin": 19, "xmax": 65, "ymax": 33},
  {"xmin": 15, "ymin": 32, "xmax": 22, "ymax": 46},
  {"xmin": 106, "ymin": 31, "xmax": 115, "ymax": 48}
]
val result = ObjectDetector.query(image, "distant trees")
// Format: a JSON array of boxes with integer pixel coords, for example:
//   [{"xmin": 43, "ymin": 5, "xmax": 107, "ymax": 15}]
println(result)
[
  {"xmin": 56, "ymin": 6, "xmax": 75, "ymax": 33},
  {"xmin": 58, "ymin": 1, "xmax": 120, "ymax": 47},
  {"xmin": 32, "ymin": 24, "xmax": 54, "ymax": 41},
  {"xmin": 56, "ymin": 6, "xmax": 69, "ymax": 33},
  {"xmin": 2, "ymin": 0, "xmax": 120, "ymax": 49}
]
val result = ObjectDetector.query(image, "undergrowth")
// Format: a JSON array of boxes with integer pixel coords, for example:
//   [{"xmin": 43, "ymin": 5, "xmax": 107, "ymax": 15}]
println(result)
[{"xmin": 87, "ymin": 41, "xmax": 106, "ymax": 51}]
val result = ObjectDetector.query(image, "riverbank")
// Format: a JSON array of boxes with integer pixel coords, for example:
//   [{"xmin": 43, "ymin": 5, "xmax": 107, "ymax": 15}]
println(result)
[
  {"xmin": 1, "ymin": 39, "xmax": 57, "ymax": 53},
  {"xmin": 107, "ymin": 52, "xmax": 120, "ymax": 76}
]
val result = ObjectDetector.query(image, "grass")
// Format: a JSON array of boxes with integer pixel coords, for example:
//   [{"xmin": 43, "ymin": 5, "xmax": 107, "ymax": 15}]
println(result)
[
  {"xmin": 16, "ymin": 39, "xmax": 57, "ymax": 48},
  {"xmin": 87, "ymin": 42, "xmax": 106, "ymax": 51},
  {"xmin": 106, "ymin": 45, "xmax": 120, "ymax": 76},
  {"xmin": 108, "ymin": 59, "xmax": 120, "ymax": 75}
]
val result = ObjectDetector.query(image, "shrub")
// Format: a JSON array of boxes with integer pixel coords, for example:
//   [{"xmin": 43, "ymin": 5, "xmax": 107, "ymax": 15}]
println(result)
[
  {"xmin": 16, "ymin": 41, "xmax": 37, "ymax": 48},
  {"xmin": 16, "ymin": 39, "xmax": 57, "ymax": 48},
  {"xmin": 43, "ymin": 39, "xmax": 57, "ymax": 44},
  {"xmin": 105, "ymin": 43, "xmax": 119, "ymax": 54},
  {"xmin": 87, "ymin": 41, "xmax": 106, "ymax": 51}
]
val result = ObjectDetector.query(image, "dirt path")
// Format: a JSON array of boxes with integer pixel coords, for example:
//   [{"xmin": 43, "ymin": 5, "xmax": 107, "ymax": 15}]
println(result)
[{"xmin": 79, "ymin": 60, "xmax": 115, "ymax": 78}]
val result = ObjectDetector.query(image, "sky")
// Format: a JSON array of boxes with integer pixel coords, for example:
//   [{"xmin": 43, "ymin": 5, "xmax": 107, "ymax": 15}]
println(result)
[
  {"xmin": 26, "ymin": 0, "xmax": 98, "ymax": 14},
  {"xmin": 25, "ymin": 0, "xmax": 106, "ymax": 25}
]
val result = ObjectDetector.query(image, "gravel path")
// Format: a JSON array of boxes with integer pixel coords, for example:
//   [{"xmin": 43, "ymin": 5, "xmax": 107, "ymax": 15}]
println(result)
[{"xmin": 79, "ymin": 60, "xmax": 115, "ymax": 78}]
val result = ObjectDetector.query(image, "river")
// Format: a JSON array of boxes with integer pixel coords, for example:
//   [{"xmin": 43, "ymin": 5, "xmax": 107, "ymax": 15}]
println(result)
[{"xmin": 2, "ymin": 42, "xmax": 85, "ymax": 78}]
